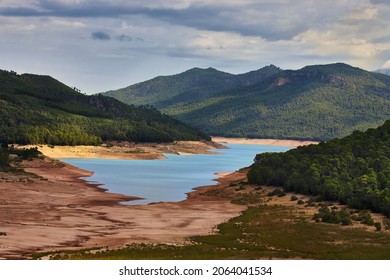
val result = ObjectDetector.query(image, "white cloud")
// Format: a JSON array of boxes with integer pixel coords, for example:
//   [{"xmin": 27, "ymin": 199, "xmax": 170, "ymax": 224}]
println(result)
[
  {"xmin": 344, "ymin": 6, "xmax": 378, "ymax": 20},
  {"xmin": 186, "ymin": 31, "xmax": 267, "ymax": 60},
  {"xmin": 295, "ymin": 28, "xmax": 381, "ymax": 61},
  {"xmin": 49, "ymin": 18, "xmax": 86, "ymax": 27},
  {"xmin": 382, "ymin": 60, "xmax": 390, "ymax": 68}
]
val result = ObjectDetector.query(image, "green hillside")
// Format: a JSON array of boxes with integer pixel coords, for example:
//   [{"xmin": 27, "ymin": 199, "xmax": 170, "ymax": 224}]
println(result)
[
  {"xmin": 0, "ymin": 70, "xmax": 209, "ymax": 145},
  {"xmin": 248, "ymin": 120, "xmax": 390, "ymax": 217},
  {"xmin": 104, "ymin": 63, "xmax": 390, "ymax": 141},
  {"xmin": 102, "ymin": 65, "xmax": 281, "ymax": 112}
]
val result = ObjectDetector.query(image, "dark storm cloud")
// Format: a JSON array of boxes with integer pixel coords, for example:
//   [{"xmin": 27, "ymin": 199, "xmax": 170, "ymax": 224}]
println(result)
[
  {"xmin": 0, "ymin": 1, "xmax": 147, "ymax": 18},
  {"xmin": 91, "ymin": 31, "xmax": 111, "ymax": 40},
  {"xmin": 0, "ymin": 1, "xmax": 315, "ymax": 41},
  {"xmin": 0, "ymin": 7, "xmax": 43, "ymax": 16}
]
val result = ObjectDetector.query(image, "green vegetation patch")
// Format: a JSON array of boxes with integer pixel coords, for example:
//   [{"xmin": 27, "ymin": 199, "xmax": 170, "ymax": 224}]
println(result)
[
  {"xmin": 0, "ymin": 145, "xmax": 42, "ymax": 171},
  {"xmin": 35, "ymin": 204, "xmax": 390, "ymax": 260}
]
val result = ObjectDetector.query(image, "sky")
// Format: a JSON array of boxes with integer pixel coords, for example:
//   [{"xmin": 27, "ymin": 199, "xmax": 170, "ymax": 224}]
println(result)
[{"xmin": 1, "ymin": 0, "xmax": 390, "ymax": 94}]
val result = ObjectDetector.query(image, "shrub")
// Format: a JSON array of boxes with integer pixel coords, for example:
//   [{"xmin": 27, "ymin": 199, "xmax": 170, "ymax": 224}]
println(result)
[
  {"xmin": 314, "ymin": 206, "xmax": 352, "ymax": 226},
  {"xmin": 11, "ymin": 147, "xmax": 41, "ymax": 160},
  {"xmin": 267, "ymin": 188, "xmax": 284, "ymax": 197},
  {"xmin": 277, "ymin": 191, "xmax": 286, "ymax": 197},
  {"xmin": 384, "ymin": 218, "xmax": 390, "ymax": 230}
]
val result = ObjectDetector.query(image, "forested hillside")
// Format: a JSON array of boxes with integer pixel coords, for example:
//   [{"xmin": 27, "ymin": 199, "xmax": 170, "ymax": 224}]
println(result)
[
  {"xmin": 0, "ymin": 70, "xmax": 209, "ymax": 145},
  {"xmin": 248, "ymin": 120, "xmax": 390, "ymax": 217},
  {"xmin": 104, "ymin": 63, "xmax": 390, "ymax": 141},
  {"xmin": 103, "ymin": 65, "xmax": 281, "ymax": 107}
]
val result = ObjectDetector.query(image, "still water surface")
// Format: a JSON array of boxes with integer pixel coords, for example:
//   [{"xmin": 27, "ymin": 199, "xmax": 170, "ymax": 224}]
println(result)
[{"xmin": 63, "ymin": 144, "xmax": 291, "ymax": 205}]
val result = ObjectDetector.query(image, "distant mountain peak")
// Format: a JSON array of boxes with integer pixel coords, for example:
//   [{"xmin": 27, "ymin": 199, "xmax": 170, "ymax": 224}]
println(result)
[
  {"xmin": 102, "ymin": 62, "xmax": 390, "ymax": 141},
  {"xmin": 182, "ymin": 66, "xmax": 231, "ymax": 75},
  {"xmin": 266, "ymin": 64, "xmax": 281, "ymax": 70},
  {"xmin": 300, "ymin": 62, "xmax": 365, "ymax": 74}
]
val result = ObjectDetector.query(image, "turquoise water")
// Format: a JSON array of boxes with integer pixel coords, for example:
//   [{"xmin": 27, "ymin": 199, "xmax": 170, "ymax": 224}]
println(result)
[{"xmin": 63, "ymin": 144, "xmax": 291, "ymax": 205}]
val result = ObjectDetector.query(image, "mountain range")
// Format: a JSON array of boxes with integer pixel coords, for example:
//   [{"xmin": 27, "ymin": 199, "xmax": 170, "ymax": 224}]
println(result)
[
  {"xmin": 0, "ymin": 69, "xmax": 208, "ymax": 145},
  {"xmin": 103, "ymin": 63, "xmax": 390, "ymax": 141}
]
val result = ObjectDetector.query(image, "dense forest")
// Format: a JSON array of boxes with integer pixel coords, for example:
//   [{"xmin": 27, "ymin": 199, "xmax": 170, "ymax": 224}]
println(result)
[
  {"xmin": 0, "ymin": 70, "xmax": 209, "ymax": 145},
  {"xmin": 104, "ymin": 63, "xmax": 390, "ymax": 141},
  {"xmin": 247, "ymin": 120, "xmax": 390, "ymax": 216}
]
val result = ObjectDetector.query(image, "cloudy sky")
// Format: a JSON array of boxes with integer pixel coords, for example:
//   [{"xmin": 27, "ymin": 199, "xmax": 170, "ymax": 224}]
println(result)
[{"xmin": 1, "ymin": 0, "xmax": 390, "ymax": 93}]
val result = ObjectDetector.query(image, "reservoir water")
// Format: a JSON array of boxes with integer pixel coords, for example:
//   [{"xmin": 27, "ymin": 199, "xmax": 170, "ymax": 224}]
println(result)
[{"xmin": 63, "ymin": 144, "xmax": 291, "ymax": 205}]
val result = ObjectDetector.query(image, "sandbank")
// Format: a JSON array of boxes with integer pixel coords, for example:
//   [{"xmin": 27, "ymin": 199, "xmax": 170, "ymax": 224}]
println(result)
[
  {"xmin": 212, "ymin": 136, "xmax": 319, "ymax": 146},
  {"xmin": 22, "ymin": 140, "xmax": 225, "ymax": 160}
]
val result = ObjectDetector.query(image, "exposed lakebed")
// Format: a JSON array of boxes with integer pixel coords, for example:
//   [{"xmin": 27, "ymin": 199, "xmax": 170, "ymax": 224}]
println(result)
[{"xmin": 63, "ymin": 144, "xmax": 291, "ymax": 205}]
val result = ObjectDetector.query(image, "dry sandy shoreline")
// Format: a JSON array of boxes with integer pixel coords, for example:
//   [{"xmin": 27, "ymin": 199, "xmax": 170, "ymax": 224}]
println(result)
[
  {"xmin": 0, "ymin": 138, "xmax": 317, "ymax": 259},
  {"xmin": 212, "ymin": 136, "xmax": 319, "ymax": 146},
  {"xmin": 22, "ymin": 140, "xmax": 225, "ymax": 160},
  {"xmin": 0, "ymin": 158, "xmax": 246, "ymax": 259},
  {"xmin": 0, "ymin": 140, "xmax": 238, "ymax": 259}
]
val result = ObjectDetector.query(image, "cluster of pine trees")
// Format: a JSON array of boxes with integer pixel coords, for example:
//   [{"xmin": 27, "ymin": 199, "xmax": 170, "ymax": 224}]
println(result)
[{"xmin": 248, "ymin": 120, "xmax": 390, "ymax": 216}]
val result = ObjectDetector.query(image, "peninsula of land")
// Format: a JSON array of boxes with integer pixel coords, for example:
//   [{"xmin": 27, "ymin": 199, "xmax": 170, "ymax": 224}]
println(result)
[
  {"xmin": 22, "ymin": 140, "xmax": 225, "ymax": 160},
  {"xmin": 212, "ymin": 137, "xmax": 319, "ymax": 146}
]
